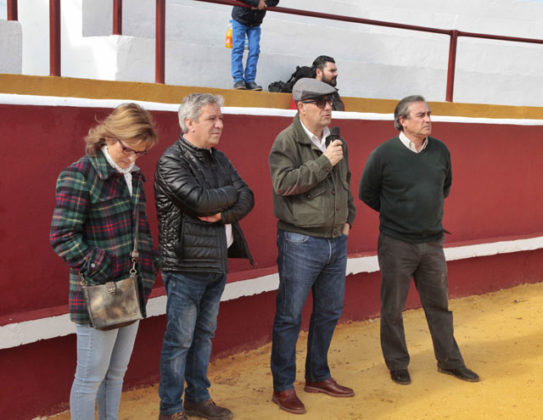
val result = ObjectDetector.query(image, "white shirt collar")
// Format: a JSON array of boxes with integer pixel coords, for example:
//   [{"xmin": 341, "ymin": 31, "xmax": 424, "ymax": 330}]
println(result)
[
  {"xmin": 399, "ymin": 131, "xmax": 428, "ymax": 153},
  {"xmin": 101, "ymin": 145, "xmax": 135, "ymax": 174},
  {"xmin": 101, "ymin": 145, "xmax": 135, "ymax": 195},
  {"xmin": 300, "ymin": 120, "xmax": 331, "ymax": 152}
]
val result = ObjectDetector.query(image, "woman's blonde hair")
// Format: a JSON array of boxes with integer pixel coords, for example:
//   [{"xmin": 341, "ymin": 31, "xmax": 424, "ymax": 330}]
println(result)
[{"xmin": 85, "ymin": 103, "xmax": 158, "ymax": 155}]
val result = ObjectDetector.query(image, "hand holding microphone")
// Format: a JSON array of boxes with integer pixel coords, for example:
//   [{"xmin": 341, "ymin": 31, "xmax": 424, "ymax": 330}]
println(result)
[{"xmin": 323, "ymin": 127, "xmax": 344, "ymax": 166}]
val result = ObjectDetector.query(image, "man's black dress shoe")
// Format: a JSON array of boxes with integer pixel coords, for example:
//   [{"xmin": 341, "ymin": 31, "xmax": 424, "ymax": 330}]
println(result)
[
  {"xmin": 390, "ymin": 369, "xmax": 411, "ymax": 385},
  {"xmin": 438, "ymin": 366, "xmax": 480, "ymax": 382}
]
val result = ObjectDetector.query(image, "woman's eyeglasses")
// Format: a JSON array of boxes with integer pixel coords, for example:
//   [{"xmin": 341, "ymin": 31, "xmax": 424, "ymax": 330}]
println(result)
[
  {"xmin": 116, "ymin": 138, "xmax": 148, "ymax": 156},
  {"xmin": 301, "ymin": 96, "xmax": 334, "ymax": 109}
]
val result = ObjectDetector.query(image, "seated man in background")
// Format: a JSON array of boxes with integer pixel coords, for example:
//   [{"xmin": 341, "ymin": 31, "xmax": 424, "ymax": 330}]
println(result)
[{"xmin": 312, "ymin": 55, "xmax": 345, "ymax": 111}]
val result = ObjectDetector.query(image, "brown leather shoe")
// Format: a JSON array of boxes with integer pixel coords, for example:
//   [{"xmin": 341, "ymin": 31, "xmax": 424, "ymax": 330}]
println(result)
[
  {"xmin": 304, "ymin": 378, "xmax": 355, "ymax": 397},
  {"xmin": 272, "ymin": 389, "xmax": 306, "ymax": 414},
  {"xmin": 183, "ymin": 399, "xmax": 233, "ymax": 420},
  {"xmin": 158, "ymin": 412, "xmax": 187, "ymax": 420}
]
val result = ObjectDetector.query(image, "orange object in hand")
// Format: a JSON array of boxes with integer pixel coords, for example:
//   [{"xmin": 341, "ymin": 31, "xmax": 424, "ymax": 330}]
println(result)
[{"xmin": 225, "ymin": 26, "xmax": 233, "ymax": 48}]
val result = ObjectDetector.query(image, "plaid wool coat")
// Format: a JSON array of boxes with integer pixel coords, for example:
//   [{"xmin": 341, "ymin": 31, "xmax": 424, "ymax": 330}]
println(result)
[{"xmin": 50, "ymin": 151, "xmax": 159, "ymax": 324}]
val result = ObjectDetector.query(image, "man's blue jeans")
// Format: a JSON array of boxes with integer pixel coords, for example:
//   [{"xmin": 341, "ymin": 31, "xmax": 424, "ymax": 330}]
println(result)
[
  {"xmin": 271, "ymin": 230, "xmax": 348, "ymax": 392},
  {"xmin": 158, "ymin": 271, "xmax": 226, "ymax": 415},
  {"xmin": 231, "ymin": 19, "xmax": 261, "ymax": 83}
]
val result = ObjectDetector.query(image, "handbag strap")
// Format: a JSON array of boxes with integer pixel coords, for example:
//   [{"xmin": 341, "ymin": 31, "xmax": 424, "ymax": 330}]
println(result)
[{"xmin": 129, "ymin": 182, "xmax": 141, "ymax": 275}]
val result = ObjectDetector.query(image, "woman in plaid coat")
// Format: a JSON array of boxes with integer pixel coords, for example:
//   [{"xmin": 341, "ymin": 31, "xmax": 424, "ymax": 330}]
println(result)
[{"xmin": 50, "ymin": 103, "xmax": 159, "ymax": 420}]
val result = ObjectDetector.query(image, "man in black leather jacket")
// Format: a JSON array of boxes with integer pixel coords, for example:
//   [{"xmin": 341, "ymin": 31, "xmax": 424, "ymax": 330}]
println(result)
[{"xmin": 155, "ymin": 93, "xmax": 254, "ymax": 420}]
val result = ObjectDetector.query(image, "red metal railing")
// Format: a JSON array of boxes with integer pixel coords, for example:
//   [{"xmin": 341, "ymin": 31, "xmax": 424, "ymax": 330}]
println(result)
[
  {"xmin": 156, "ymin": 0, "xmax": 166, "ymax": 84},
  {"xmin": 113, "ymin": 0, "xmax": 122, "ymax": 35},
  {"xmin": 7, "ymin": 0, "xmax": 17, "ymax": 20},
  {"xmin": 49, "ymin": 0, "xmax": 61, "ymax": 77},
  {"xmin": 201, "ymin": 0, "xmax": 543, "ymax": 102},
  {"xmin": 5, "ymin": 0, "xmax": 543, "ymax": 102}
]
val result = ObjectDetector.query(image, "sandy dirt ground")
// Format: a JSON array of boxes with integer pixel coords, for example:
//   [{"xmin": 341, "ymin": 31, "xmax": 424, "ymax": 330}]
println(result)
[{"xmin": 48, "ymin": 282, "xmax": 543, "ymax": 420}]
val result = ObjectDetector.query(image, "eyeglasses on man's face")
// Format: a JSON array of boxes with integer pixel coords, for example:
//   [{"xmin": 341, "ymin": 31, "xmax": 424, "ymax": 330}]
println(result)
[
  {"xmin": 116, "ymin": 138, "xmax": 148, "ymax": 156},
  {"xmin": 301, "ymin": 96, "xmax": 334, "ymax": 109}
]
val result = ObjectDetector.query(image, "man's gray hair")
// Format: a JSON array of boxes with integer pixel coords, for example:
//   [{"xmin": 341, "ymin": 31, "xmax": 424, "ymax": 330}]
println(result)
[
  {"xmin": 394, "ymin": 95, "xmax": 426, "ymax": 131},
  {"xmin": 178, "ymin": 93, "xmax": 224, "ymax": 133}
]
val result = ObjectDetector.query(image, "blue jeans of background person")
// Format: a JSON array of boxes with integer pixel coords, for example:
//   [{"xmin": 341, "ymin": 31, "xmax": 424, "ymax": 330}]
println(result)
[
  {"xmin": 70, "ymin": 321, "xmax": 139, "ymax": 420},
  {"xmin": 231, "ymin": 19, "xmax": 261, "ymax": 83},
  {"xmin": 158, "ymin": 271, "xmax": 226, "ymax": 415},
  {"xmin": 271, "ymin": 230, "xmax": 348, "ymax": 392}
]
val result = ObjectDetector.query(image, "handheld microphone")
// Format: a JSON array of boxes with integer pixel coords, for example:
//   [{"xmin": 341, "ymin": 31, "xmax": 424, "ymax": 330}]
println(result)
[
  {"xmin": 325, "ymin": 126, "xmax": 342, "ymax": 148},
  {"xmin": 324, "ymin": 127, "xmax": 343, "ymax": 172}
]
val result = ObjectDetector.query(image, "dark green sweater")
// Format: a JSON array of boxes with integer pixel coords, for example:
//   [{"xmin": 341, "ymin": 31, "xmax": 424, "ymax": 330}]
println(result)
[{"xmin": 359, "ymin": 136, "xmax": 451, "ymax": 243}]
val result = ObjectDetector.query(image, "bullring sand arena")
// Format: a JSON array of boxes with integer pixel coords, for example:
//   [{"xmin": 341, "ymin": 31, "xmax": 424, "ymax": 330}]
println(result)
[{"xmin": 48, "ymin": 281, "xmax": 543, "ymax": 420}]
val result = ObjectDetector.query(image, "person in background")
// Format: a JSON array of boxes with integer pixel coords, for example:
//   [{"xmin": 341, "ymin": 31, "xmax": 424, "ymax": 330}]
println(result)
[
  {"xmin": 312, "ymin": 55, "xmax": 345, "ymax": 111},
  {"xmin": 50, "ymin": 103, "xmax": 159, "ymax": 420},
  {"xmin": 359, "ymin": 95, "xmax": 480, "ymax": 386},
  {"xmin": 231, "ymin": 0, "xmax": 279, "ymax": 91},
  {"xmin": 155, "ymin": 93, "xmax": 254, "ymax": 420},
  {"xmin": 269, "ymin": 78, "xmax": 356, "ymax": 415}
]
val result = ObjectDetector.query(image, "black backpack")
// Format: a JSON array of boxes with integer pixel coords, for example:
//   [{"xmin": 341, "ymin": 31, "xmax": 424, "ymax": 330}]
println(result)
[
  {"xmin": 268, "ymin": 81, "xmax": 291, "ymax": 93},
  {"xmin": 268, "ymin": 65, "xmax": 314, "ymax": 93}
]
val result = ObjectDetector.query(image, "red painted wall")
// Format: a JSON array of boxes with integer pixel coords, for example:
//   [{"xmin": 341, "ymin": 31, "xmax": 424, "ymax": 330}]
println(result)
[
  {"xmin": 3, "ymin": 106, "xmax": 543, "ymax": 320},
  {"xmin": 2, "ymin": 103, "xmax": 543, "ymax": 419}
]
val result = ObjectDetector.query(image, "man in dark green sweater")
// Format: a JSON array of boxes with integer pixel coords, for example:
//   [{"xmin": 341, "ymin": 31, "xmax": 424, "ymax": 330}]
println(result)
[{"xmin": 359, "ymin": 95, "xmax": 479, "ymax": 386}]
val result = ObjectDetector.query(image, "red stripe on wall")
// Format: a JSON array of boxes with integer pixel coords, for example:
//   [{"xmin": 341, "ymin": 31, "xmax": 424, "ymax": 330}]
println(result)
[{"xmin": 3, "ymin": 105, "xmax": 543, "ymax": 319}]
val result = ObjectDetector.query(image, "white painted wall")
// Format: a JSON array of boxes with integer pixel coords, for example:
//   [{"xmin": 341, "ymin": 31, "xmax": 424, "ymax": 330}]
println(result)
[
  {"xmin": 5, "ymin": 0, "xmax": 543, "ymax": 106},
  {"xmin": 0, "ymin": 20, "xmax": 22, "ymax": 74}
]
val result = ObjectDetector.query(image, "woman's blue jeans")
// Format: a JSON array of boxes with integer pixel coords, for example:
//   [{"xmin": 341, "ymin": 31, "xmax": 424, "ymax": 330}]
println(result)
[
  {"xmin": 271, "ymin": 230, "xmax": 348, "ymax": 392},
  {"xmin": 158, "ymin": 271, "xmax": 226, "ymax": 415},
  {"xmin": 231, "ymin": 19, "xmax": 261, "ymax": 83},
  {"xmin": 70, "ymin": 321, "xmax": 139, "ymax": 420}
]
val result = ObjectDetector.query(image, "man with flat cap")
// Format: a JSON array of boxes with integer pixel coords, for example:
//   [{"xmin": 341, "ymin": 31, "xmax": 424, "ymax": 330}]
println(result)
[{"xmin": 268, "ymin": 78, "xmax": 356, "ymax": 414}]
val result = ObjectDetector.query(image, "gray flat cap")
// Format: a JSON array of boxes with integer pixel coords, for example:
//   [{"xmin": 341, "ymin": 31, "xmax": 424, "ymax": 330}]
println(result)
[{"xmin": 292, "ymin": 78, "xmax": 337, "ymax": 101}]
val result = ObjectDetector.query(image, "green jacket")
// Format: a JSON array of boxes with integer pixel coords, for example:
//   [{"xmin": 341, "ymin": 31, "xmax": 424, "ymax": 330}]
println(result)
[{"xmin": 269, "ymin": 114, "xmax": 356, "ymax": 238}]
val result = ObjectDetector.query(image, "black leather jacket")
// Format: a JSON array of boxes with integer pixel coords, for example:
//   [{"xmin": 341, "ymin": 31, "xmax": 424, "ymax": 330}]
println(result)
[
  {"xmin": 154, "ymin": 136, "xmax": 254, "ymax": 274},
  {"xmin": 232, "ymin": 0, "xmax": 279, "ymax": 27}
]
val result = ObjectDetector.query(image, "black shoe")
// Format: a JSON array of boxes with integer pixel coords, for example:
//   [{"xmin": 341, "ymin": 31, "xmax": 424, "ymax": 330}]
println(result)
[
  {"xmin": 245, "ymin": 81, "xmax": 262, "ymax": 91},
  {"xmin": 233, "ymin": 81, "xmax": 246, "ymax": 90},
  {"xmin": 390, "ymin": 369, "xmax": 411, "ymax": 385},
  {"xmin": 438, "ymin": 366, "xmax": 480, "ymax": 382}
]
